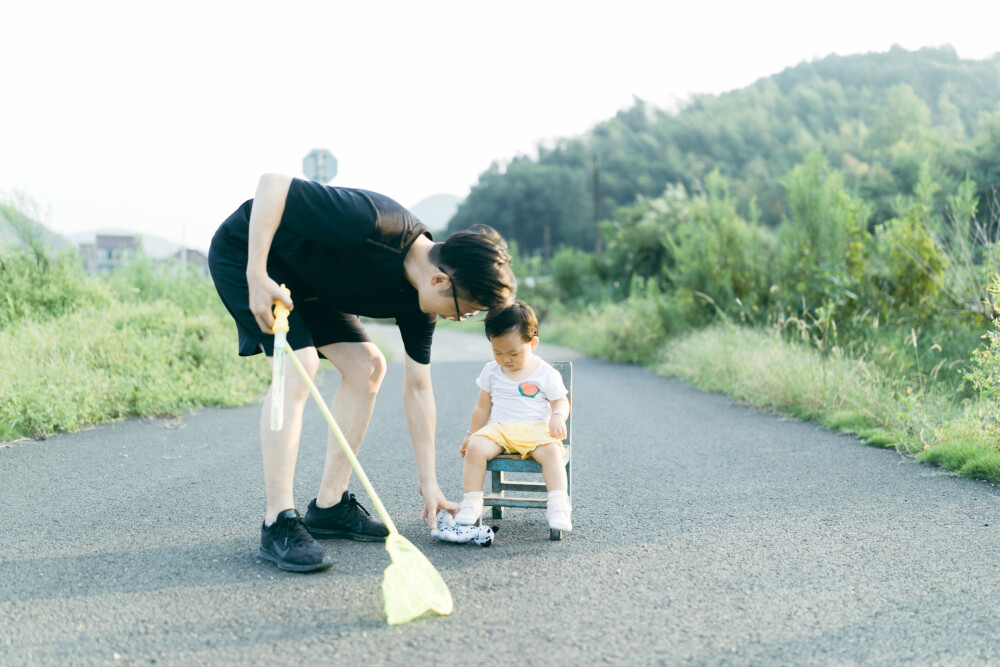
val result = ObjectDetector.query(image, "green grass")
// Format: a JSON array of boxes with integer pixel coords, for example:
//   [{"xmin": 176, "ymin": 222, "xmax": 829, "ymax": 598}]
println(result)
[
  {"xmin": 655, "ymin": 323, "xmax": 1000, "ymax": 483},
  {"xmin": 0, "ymin": 294, "xmax": 269, "ymax": 442},
  {"xmin": 916, "ymin": 440, "xmax": 1000, "ymax": 481},
  {"xmin": 658, "ymin": 325, "xmax": 890, "ymax": 429},
  {"xmin": 541, "ymin": 302, "xmax": 1000, "ymax": 485},
  {"xmin": 0, "ymin": 244, "xmax": 278, "ymax": 442},
  {"xmin": 540, "ymin": 298, "xmax": 671, "ymax": 365}
]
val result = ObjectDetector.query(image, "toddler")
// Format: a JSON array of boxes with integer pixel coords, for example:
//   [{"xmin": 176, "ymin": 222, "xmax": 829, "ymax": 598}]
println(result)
[{"xmin": 457, "ymin": 300, "xmax": 571, "ymax": 531}]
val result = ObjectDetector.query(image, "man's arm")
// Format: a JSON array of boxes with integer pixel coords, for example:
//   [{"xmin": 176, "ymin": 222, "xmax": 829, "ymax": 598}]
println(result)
[
  {"xmin": 402, "ymin": 354, "xmax": 458, "ymax": 529},
  {"xmin": 246, "ymin": 173, "xmax": 294, "ymax": 333}
]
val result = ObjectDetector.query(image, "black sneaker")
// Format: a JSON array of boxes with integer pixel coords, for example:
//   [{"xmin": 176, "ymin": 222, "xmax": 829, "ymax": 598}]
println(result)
[
  {"xmin": 303, "ymin": 492, "xmax": 390, "ymax": 542},
  {"xmin": 258, "ymin": 509, "xmax": 334, "ymax": 573}
]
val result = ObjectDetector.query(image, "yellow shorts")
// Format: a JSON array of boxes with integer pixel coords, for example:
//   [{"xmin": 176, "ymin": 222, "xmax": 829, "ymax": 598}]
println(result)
[{"xmin": 473, "ymin": 422, "xmax": 565, "ymax": 459}]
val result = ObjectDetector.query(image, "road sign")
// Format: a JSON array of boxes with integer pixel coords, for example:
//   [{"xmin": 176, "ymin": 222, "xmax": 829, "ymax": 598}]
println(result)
[{"xmin": 303, "ymin": 149, "xmax": 338, "ymax": 183}]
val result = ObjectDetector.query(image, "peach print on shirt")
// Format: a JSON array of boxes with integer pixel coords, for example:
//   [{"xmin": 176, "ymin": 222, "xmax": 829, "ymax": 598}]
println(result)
[{"xmin": 518, "ymin": 381, "xmax": 540, "ymax": 398}]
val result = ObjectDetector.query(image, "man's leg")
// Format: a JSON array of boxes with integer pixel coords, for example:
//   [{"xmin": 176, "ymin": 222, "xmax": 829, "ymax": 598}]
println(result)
[
  {"xmin": 257, "ymin": 346, "xmax": 333, "ymax": 572},
  {"xmin": 261, "ymin": 346, "xmax": 320, "ymax": 524},
  {"xmin": 302, "ymin": 341, "xmax": 390, "ymax": 542},
  {"xmin": 313, "ymin": 341, "xmax": 387, "ymax": 505},
  {"xmin": 303, "ymin": 342, "xmax": 389, "ymax": 542}
]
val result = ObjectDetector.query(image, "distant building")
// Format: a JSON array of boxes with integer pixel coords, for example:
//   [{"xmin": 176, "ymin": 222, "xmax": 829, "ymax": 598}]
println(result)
[
  {"xmin": 74, "ymin": 230, "xmax": 209, "ymax": 276},
  {"xmin": 78, "ymin": 234, "xmax": 140, "ymax": 273},
  {"xmin": 171, "ymin": 248, "xmax": 210, "ymax": 277}
]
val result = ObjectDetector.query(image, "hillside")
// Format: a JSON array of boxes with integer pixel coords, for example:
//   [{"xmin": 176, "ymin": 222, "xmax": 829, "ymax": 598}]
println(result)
[
  {"xmin": 448, "ymin": 46, "xmax": 1000, "ymax": 255},
  {"xmin": 0, "ymin": 200, "xmax": 72, "ymax": 253},
  {"xmin": 409, "ymin": 193, "xmax": 461, "ymax": 234}
]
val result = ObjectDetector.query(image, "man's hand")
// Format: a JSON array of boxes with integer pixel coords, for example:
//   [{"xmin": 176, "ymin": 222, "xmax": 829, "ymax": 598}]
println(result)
[
  {"xmin": 417, "ymin": 481, "xmax": 458, "ymax": 530},
  {"xmin": 549, "ymin": 413, "xmax": 567, "ymax": 439},
  {"xmin": 248, "ymin": 273, "xmax": 293, "ymax": 334}
]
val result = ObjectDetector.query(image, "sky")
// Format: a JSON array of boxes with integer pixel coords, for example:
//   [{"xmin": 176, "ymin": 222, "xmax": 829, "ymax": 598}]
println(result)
[{"xmin": 2, "ymin": 0, "xmax": 999, "ymax": 253}]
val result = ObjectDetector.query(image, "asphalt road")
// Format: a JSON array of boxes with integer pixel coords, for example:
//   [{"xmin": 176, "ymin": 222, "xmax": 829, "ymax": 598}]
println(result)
[{"xmin": 3, "ymin": 326, "xmax": 1000, "ymax": 665}]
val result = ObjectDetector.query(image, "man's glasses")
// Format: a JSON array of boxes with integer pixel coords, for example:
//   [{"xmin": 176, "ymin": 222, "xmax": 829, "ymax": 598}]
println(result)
[{"xmin": 440, "ymin": 266, "xmax": 475, "ymax": 321}]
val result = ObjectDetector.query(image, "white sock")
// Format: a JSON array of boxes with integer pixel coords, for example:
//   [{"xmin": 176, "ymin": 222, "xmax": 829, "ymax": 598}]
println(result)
[
  {"xmin": 464, "ymin": 491, "xmax": 483, "ymax": 500},
  {"xmin": 547, "ymin": 490, "xmax": 568, "ymax": 501}
]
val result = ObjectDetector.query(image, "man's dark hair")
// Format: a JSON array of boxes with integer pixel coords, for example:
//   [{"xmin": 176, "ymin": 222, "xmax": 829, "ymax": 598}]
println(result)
[
  {"xmin": 484, "ymin": 300, "xmax": 538, "ymax": 342},
  {"xmin": 431, "ymin": 224, "xmax": 515, "ymax": 311}
]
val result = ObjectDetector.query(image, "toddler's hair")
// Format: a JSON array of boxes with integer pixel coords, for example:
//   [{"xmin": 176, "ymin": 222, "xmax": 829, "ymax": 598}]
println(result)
[{"xmin": 484, "ymin": 300, "xmax": 538, "ymax": 342}]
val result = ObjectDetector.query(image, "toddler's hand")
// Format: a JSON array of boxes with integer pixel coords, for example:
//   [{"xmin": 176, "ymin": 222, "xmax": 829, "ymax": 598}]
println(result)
[
  {"xmin": 459, "ymin": 436, "xmax": 469, "ymax": 458},
  {"xmin": 549, "ymin": 413, "xmax": 567, "ymax": 439}
]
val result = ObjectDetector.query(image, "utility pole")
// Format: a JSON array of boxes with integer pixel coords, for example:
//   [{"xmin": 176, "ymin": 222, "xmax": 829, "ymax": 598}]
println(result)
[
  {"xmin": 593, "ymin": 154, "xmax": 602, "ymax": 256},
  {"xmin": 543, "ymin": 224, "xmax": 552, "ymax": 270}
]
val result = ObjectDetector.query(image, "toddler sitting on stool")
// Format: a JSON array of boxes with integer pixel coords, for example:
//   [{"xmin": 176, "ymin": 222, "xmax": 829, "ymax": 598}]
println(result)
[{"xmin": 457, "ymin": 300, "xmax": 571, "ymax": 532}]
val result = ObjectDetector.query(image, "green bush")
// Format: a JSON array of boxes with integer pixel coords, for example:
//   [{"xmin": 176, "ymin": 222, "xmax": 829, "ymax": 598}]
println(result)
[
  {"xmin": 543, "ymin": 277, "xmax": 694, "ymax": 365},
  {"xmin": 656, "ymin": 323, "xmax": 1000, "ymax": 483},
  {"xmin": 0, "ymin": 200, "xmax": 108, "ymax": 329},
  {"xmin": 667, "ymin": 170, "xmax": 776, "ymax": 320},
  {"xmin": 0, "ymin": 198, "xmax": 269, "ymax": 441},
  {"xmin": 0, "ymin": 246, "xmax": 112, "ymax": 330},
  {"xmin": 868, "ymin": 206, "xmax": 946, "ymax": 319},
  {"xmin": 598, "ymin": 184, "xmax": 689, "ymax": 295},
  {"xmin": 0, "ymin": 300, "xmax": 268, "ymax": 441},
  {"xmin": 104, "ymin": 255, "xmax": 220, "ymax": 310},
  {"xmin": 964, "ymin": 274, "xmax": 1000, "ymax": 399},
  {"xmin": 549, "ymin": 246, "xmax": 606, "ymax": 304},
  {"xmin": 774, "ymin": 151, "xmax": 872, "ymax": 315}
]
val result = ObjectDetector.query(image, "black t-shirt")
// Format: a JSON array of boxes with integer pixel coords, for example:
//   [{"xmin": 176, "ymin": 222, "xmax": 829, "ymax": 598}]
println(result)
[{"xmin": 213, "ymin": 178, "xmax": 436, "ymax": 363}]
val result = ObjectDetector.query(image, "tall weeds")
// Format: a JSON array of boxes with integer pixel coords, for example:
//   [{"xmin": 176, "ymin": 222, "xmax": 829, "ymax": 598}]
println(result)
[
  {"xmin": 529, "ymin": 155, "xmax": 1000, "ymax": 482},
  {"xmin": 0, "ymin": 197, "xmax": 268, "ymax": 441}
]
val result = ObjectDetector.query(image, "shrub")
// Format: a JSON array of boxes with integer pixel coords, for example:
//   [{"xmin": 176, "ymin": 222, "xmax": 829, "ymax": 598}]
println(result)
[
  {"xmin": 668, "ymin": 170, "xmax": 776, "ymax": 320},
  {"xmin": 599, "ymin": 184, "xmax": 689, "ymax": 295},
  {"xmin": 0, "ymin": 300, "xmax": 268, "ymax": 440},
  {"xmin": 0, "ymin": 246, "xmax": 111, "ymax": 330},
  {"xmin": 774, "ymin": 151, "xmax": 872, "ymax": 315},
  {"xmin": 549, "ymin": 246, "xmax": 606, "ymax": 304},
  {"xmin": 869, "ymin": 204, "xmax": 947, "ymax": 319},
  {"xmin": 0, "ymin": 197, "xmax": 269, "ymax": 441}
]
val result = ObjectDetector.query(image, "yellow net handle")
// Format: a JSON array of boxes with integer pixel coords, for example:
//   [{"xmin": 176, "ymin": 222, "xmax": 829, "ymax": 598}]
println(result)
[{"xmin": 272, "ymin": 284, "xmax": 291, "ymax": 334}]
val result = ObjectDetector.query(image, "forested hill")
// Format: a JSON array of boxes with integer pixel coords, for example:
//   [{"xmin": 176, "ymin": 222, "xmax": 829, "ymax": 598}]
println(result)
[{"xmin": 448, "ymin": 46, "xmax": 1000, "ymax": 255}]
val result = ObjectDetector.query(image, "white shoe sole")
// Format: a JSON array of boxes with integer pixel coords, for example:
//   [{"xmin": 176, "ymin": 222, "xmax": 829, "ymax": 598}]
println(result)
[
  {"xmin": 547, "ymin": 511, "xmax": 573, "ymax": 531},
  {"xmin": 455, "ymin": 509, "xmax": 482, "ymax": 525}
]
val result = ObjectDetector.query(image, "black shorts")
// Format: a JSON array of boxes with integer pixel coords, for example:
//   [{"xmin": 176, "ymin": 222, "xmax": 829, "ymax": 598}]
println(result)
[{"xmin": 208, "ymin": 244, "xmax": 370, "ymax": 358}]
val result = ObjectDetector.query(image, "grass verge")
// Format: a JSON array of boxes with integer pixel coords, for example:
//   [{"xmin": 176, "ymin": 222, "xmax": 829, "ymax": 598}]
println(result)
[
  {"xmin": 656, "ymin": 324, "xmax": 1000, "ymax": 484},
  {"xmin": 0, "ymin": 299, "xmax": 269, "ymax": 441}
]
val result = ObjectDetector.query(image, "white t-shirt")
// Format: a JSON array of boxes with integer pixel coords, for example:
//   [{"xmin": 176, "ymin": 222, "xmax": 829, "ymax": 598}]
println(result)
[{"xmin": 476, "ymin": 358, "xmax": 568, "ymax": 424}]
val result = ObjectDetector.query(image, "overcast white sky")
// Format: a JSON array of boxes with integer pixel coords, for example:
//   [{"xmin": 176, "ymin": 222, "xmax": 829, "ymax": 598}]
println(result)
[{"xmin": 2, "ymin": 0, "xmax": 999, "ymax": 252}]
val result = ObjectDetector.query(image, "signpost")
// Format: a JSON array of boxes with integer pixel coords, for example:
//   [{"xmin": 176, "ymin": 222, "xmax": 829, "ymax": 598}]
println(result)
[{"xmin": 303, "ymin": 148, "xmax": 338, "ymax": 183}]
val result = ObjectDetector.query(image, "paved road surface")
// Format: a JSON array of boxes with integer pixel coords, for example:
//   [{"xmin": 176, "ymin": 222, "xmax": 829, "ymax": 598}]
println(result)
[{"xmin": 2, "ymin": 326, "xmax": 1000, "ymax": 665}]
